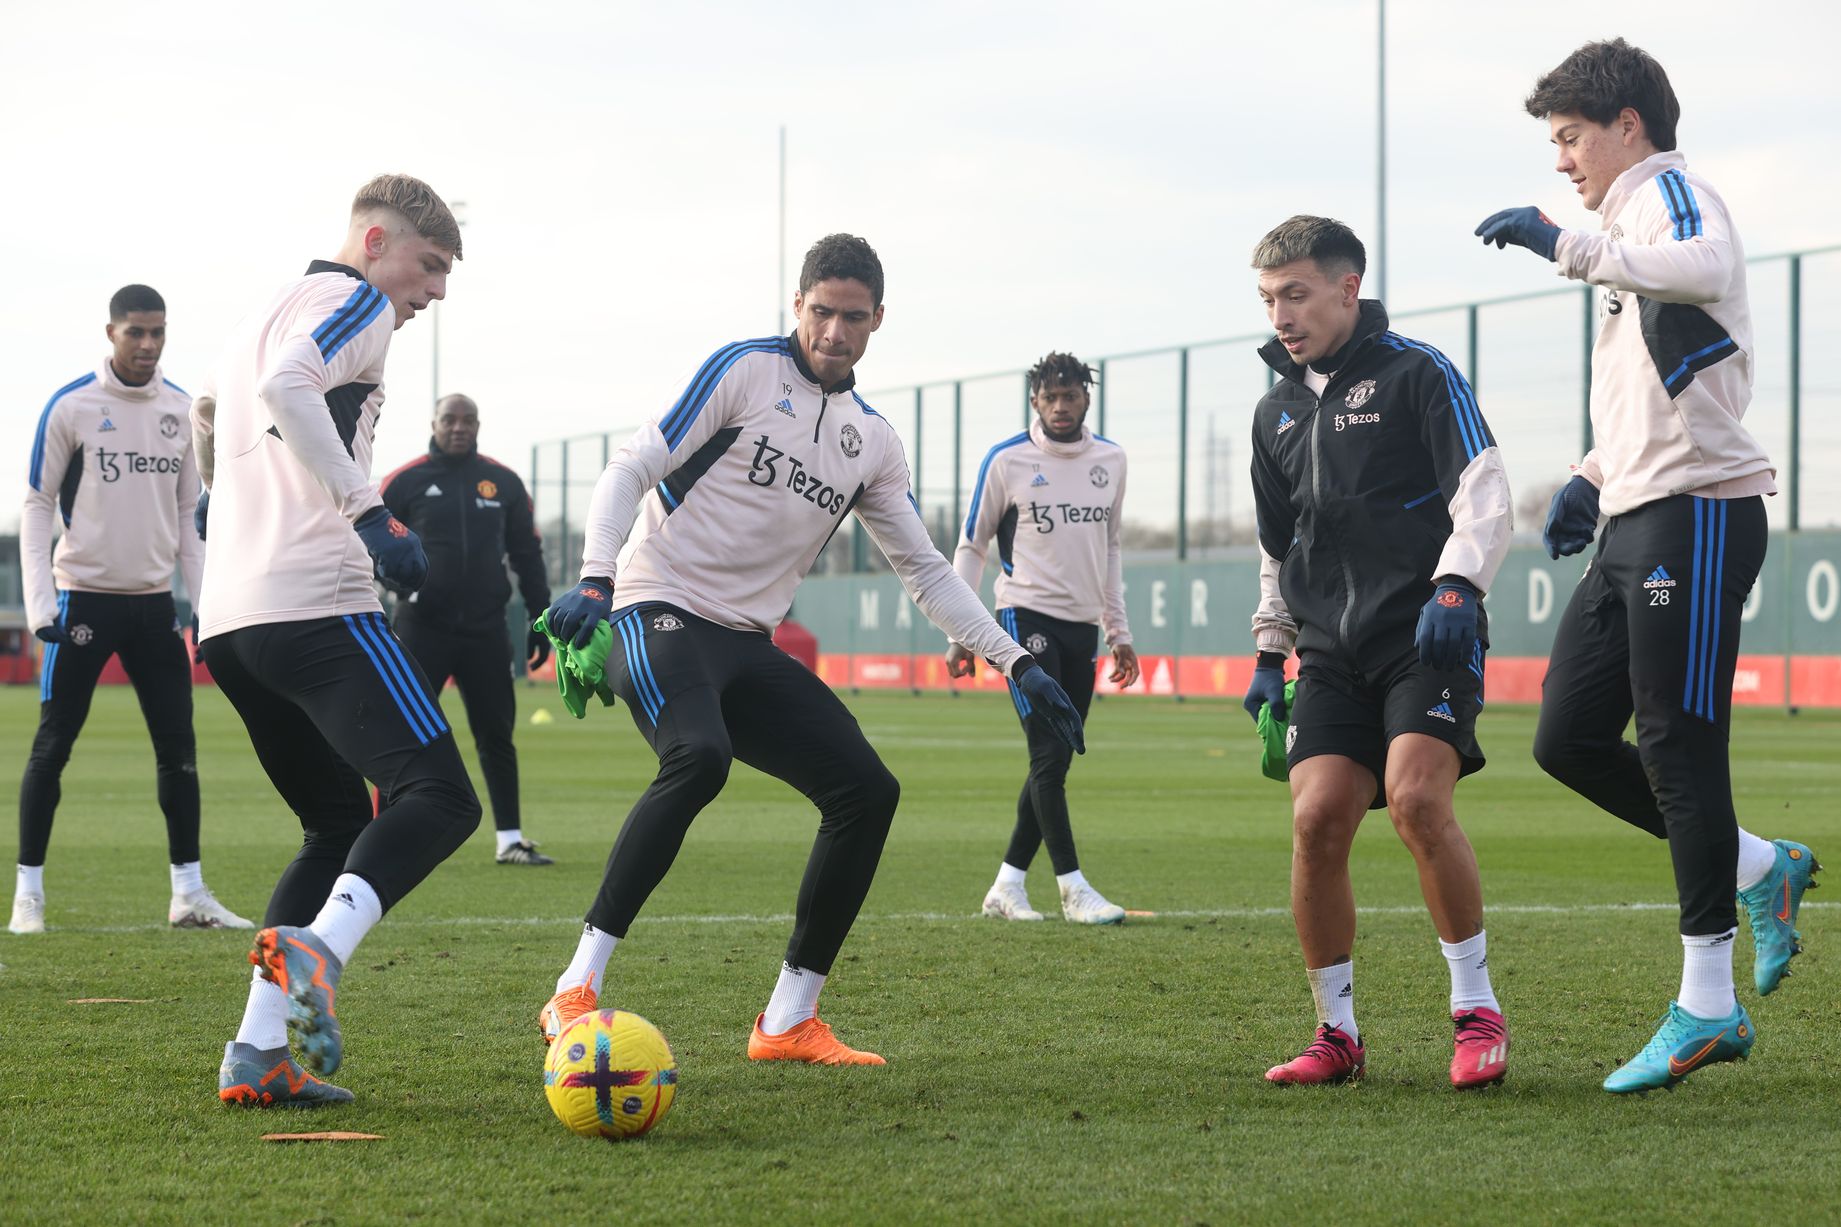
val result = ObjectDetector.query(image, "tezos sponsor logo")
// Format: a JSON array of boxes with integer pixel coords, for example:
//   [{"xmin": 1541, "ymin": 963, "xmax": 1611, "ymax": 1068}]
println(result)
[
  {"xmin": 652, "ymin": 613, "xmax": 685, "ymax": 632},
  {"xmin": 1334, "ymin": 411, "xmax": 1381, "ymax": 432},
  {"xmin": 840, "ymin": 423, "xmax": 862, "ymax": 458},
  {"xmin": 1344, "ymin": 379, "xmax": 1377, "ymax": 409}
]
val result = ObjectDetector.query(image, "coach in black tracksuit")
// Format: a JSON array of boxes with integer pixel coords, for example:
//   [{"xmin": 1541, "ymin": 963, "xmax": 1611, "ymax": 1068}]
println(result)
[{"xmin": 381, "ymin": 394, "xmax": 552, "ymax": 865}]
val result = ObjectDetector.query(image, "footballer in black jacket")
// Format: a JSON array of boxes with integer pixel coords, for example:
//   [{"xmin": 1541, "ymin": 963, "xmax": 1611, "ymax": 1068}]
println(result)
[{"xmin": 1242, "ymin": 216, "xmax": 1514, "ymax": 1091}]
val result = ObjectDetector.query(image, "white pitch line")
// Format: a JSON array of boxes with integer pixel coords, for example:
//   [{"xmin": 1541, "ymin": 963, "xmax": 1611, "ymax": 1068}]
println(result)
[{"xmin": 34, "ymin": 899, "xmax": 1838, "ymax": 936}]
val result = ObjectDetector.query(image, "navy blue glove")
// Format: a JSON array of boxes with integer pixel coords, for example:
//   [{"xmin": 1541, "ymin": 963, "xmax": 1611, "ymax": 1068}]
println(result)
[
  {"xmin": 1017, "ymin": 663, "xmax": 1085, "ymax": 754},
  {"xmin": 34, "ymin": 623, "xmax": 66, "ymax": 645},
  {"xmin": 194, "ymin": 488, "xmax": 209, "ymax": 541},
  {"xmin": 353, "ymin": 506, "xmax": 428, "ymax": 592},
  {"xmin": 1543, "ymin": 474, "xmax": 1601, "ymax": 560},
  {"xmin": 1242, "ymin": 651, "xmax": 1289, "ymax": 724},
  {"xmin": 1416, "ymin": 578, "xmax": 1479, "ymax": 672},
  {"xmin": 526, "ymin": 627, "xmax": 552, "ymax": 671},
  {"xmin": 1475, "ymin": 207, "xmax": 1561, "ymax": 261},
  {"xmin": 546, "ymin": 577, "xmax": 614, "ymax": 650}
]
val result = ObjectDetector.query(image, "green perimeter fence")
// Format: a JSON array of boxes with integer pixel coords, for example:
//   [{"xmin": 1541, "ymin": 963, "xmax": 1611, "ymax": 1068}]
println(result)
[{"xmin": 530, "ymin": 243, "xmax": 1841, "ymax": 592}]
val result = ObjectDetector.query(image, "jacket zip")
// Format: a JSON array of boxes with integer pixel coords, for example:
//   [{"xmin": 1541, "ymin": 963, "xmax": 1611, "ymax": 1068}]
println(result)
[
  {"xmin": 812, "ymin": 392, "xmax": 830, "ymax": 444},
  {"xmin": 1304, "ymin": 378, "xmax": 1362, "ymax": 653}
]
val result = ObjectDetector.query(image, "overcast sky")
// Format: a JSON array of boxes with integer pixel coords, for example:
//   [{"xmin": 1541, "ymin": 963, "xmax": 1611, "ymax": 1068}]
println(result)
[{"xmin": 4, "ymin": 0, "xmax": 1838, "ymax": 535}]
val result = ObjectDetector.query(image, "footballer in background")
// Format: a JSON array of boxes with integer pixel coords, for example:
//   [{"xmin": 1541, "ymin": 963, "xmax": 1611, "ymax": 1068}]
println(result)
[{"xmin": 950, "ymin": 352, "xmax": 1138, "ymax": 925}]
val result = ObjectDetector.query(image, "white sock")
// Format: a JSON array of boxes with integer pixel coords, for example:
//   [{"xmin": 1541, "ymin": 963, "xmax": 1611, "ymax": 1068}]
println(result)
[
  {"xmin": 1679, "ymin": 929, "xmax": 1738, "ymax": 1019},
  {"xmin": 1306, "ymin": 962, "xmax": 1358, "ymax": 1043},
  {"xmin": 556, "ymin": 923, "xmax": 619, "ymax": 994},
  {"xmin": 170, "ymin": 862, "xmax": 204, "ymax": 897},
  {"xmin": 234, "ymin": 965, "xmax": 290, "ymax": 1051},
  {"xmin": 496, "ymin": 828, "xmax": 525, "ymax": 854},
  {"xmin": 16, "ymin": 864, "xmax": 43, "ymax": 898},
  {"xmin": 1055, "ymin": 868, "xmax": 1089, "ymax": 892},
  {"xmin": 1735, "ymin": 829, "xmax": 1778, "ymax": 892},
  {"xmin": 761, "ymin": 962, "xmax": 825, "ymax": 1034},
  {"xmin": 995, "ymin": 862, "xmax": 1027, "ymax": 887},
  {"xmin": 1439, "ymin": 930, "xmax": 1501, "ymax": 1014},
  {"xmin": 307, "ymin": 873, "xmax": 383, "ymax": 965}
]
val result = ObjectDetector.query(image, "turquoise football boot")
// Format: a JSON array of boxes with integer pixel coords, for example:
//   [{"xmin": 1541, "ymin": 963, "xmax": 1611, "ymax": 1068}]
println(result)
[
  {"xmin": 1738, "ymin": 839, "xmax": 1822, "ymax": 995},
  {"xmin": 251, "ymin": 926, "xmax": 346, "ymax": 1076},
  {"xmin": 217, "ymin": 1042, "xmax": 353, "ymax": 1107},
  {"xmin": 1603, "ymin": 1000, "xmax": 1754, "ymax": 1094}
]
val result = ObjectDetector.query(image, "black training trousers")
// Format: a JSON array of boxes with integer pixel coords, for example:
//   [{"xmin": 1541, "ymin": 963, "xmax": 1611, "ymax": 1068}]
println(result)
[
  {"xmin": 997, "ymin": 607, "xmax": 1098, "ymax": 875},
  {"xmin": 394, "ymin": 614, "xmax": 522, "ymax": 832},
  {"xmin": 590, "ymin": 603, "xmax": 900, "ymax": 976},
  {"xmin": 202, "ymin": 612, "xmax": 480, "ymax": 925},
  {"xmin": 20, "ymin": 590, "xmax": 198, "ymax": 867},
  {"xmin": 1533, "ymin": 494, "xmax": 1768, "ymax": 935}
]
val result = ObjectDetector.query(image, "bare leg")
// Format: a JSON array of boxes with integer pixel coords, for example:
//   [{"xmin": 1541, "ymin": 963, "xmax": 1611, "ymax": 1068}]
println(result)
[
  {"xmin": 1383, "ymin": 733, "xmax": 1482, "ymax": 944},
  {"xmin": 1288, "ymin": 755, "xmax": 1377, "ymax": 966}
]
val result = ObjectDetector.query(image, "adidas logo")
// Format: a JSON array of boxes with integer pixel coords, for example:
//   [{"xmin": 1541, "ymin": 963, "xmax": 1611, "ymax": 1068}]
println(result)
[
  {"xmin": 1643, "ymin": 566, "xmax": 1677, "ymax": 589},
  {"xmin": 425, "ymin": 484, "xmax": 443, "ymax": 496},
  {"xmin": 1426, "ymin": 702, "xmax": 1456, "ymax": 723},
  {"xmin": 1030, "ymin": 473, "xmax": 1049, "ymax": 487},
  {"xmin": 773, "ymin": 398, "xmax": 796, "ymax": 417},
  {"xmin": 333, "ymin": 892, "xmax": 356, "ymax": 908},
  {"xmin": 1276, "ymin": 410, "xmax": 1296, "ymax": 436},
  {"xmin": 1337, "ymin": 983, "xmax": 1353, "ymax": 998}
]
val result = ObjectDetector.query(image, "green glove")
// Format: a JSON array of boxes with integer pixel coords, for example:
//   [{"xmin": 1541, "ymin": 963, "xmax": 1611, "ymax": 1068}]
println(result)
[
  {"xmin": 532, "ymin": 611, "xmax": 618, "ymax": 720},
  {"xmin": 1255, "ymin": 679, "xmax": 1299, "ymax": 782}
]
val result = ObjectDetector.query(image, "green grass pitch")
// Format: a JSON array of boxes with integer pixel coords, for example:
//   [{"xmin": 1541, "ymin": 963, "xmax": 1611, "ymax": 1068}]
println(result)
[{"xmin": 0, "ymin": 684, "xmax": 1835, "ymax": 1225}]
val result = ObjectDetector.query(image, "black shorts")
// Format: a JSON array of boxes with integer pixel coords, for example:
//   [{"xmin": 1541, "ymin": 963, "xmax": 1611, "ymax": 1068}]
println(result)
[{"xmin": 1286, "ymin": 642, "xmax": 1486, "ymax": 808}]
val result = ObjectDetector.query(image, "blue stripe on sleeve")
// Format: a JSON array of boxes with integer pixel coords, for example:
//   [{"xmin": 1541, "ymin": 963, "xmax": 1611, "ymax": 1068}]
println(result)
[
  {"xmin": 28, "ymin": 373, "xmax": 97, "ymax": 490},
  {"xmin": 1383, "ymin": 335, "xmax": 1490, "ymax": 461},
  {"xmin": 658, "ymin": 337, "xmax": 787, "ymax": 451},
  {"xmin": 964, "ymin": 431, "xmax": 1031, "ymax": 540},
  {"xmin": 657, "ymin": 482, "xmax": 680, "ymax": 510},
  {"xmin": 1656, "ymin": 170, "xmax": 1703, "ymax": 241},
  {"xmin": 315, "ymin": 286, "xmax": 389, "ymax": 362}
]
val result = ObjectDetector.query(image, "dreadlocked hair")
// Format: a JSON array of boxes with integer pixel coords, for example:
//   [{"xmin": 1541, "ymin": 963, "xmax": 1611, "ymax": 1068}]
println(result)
[{"xmin": 1027, "ymin": 351, "xmax": 1097, "ymax": 394}]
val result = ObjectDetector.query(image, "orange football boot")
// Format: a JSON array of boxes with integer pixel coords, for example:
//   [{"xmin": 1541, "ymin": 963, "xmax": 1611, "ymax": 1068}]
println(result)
[
  {"xmin": 747, "ymin": 1014, "xmax": 886, "ymax": 1066},
  {"xmin": 539, "ymin": 984, "xmax": 598, "ymax": 1045}
]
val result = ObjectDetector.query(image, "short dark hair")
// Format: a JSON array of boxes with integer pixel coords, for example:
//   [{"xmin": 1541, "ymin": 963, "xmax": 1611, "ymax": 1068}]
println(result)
[
  {"xmin": 1027, "ymin": 352, "xmax": 1097, "ymax": 395},
  {"xmin": 1250, "ymin": 215, "xmax": 1366, "ymax": 279},
  {"xmin": 1523, "ymin": 38, "xmax": 1680, "ymax": 152},
  {"xmin": 110, "ymin": 284, "xmax": 165, "ymax": 320},
  {"xmin": 799, "ymin": 233, "xmax": 884, "ymax": 306}
]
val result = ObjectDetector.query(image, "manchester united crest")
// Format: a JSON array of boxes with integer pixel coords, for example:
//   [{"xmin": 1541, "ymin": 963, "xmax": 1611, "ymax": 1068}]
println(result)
[
  {"xmin": 1089, "ymin": 465, "xmax": 1109, "ymax": 488},
  {"xmin": 1344, "ymin": 380, "xmax": 1377, "ymax": 409},
  {"xmin": 840, "ymin": 424, "xmax": 862, "ymax": 459},
  {"xmin": 476, "ymin": 479, "xmax": 498, "ymax": 499},
  {"xmin": 1025, "ymin": 632, "xmax": 1049, "ymax": 655},
  {"xmin": 160, "ymin": 413, "xmax": 180, "ymax": 439},
  {"xmin": 652, "ymin": 613, "xmax": 685, "ymax": 632}
]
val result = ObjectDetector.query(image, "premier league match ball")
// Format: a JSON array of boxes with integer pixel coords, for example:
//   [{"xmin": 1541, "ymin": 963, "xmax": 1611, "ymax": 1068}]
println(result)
[{"xmin": 543, "ymin": 1009, "xmax": 679, "ymax": 1140}]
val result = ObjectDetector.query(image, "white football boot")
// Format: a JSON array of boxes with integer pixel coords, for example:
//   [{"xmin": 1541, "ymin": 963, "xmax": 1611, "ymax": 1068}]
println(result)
[
  {"xmin": 981, "ymin": 881, "xmax": 1044, "ymax": 921},
  {"xmin": 9, "ymin": 892, "xmax": 46, "ymax": 934},
  {"xmin": 1059, "ymin": 880, "xmax": 1126, "ymax": 925},
  {"xmin": 169, "ymin": 888, "xmax": 255, "ymax": 930}
]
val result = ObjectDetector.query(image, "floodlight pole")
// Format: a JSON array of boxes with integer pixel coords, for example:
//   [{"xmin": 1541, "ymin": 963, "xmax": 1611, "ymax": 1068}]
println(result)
[
  {"xmin": 432, "ymin": 200, "xmax": 468, "ymax": 404},
  {"xmin": 778, "ymin": 126, "xmax": 787, "ymax": 335},
  {"xmin": 1376, "ymin": 0, "xmax": 1387, "ymax": 303}
]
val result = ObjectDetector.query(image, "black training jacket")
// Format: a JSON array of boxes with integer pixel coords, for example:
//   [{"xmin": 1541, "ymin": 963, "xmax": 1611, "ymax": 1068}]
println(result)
[
  {"xmin": 381, "ymin": 441, "xmax": 550, "ymax": 635},
  {"xmin": 1251, "ymin": 300, "xmax": 1505, "ymax": 664}
]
